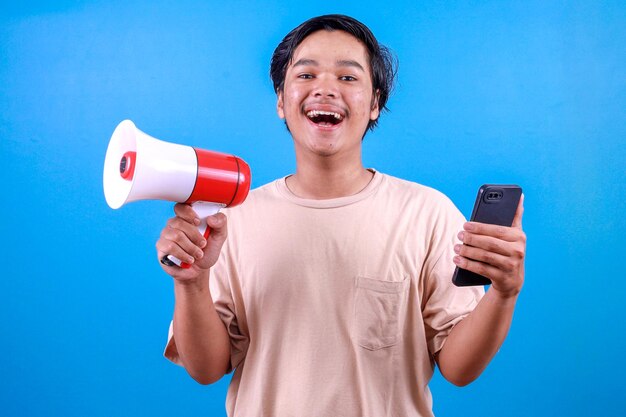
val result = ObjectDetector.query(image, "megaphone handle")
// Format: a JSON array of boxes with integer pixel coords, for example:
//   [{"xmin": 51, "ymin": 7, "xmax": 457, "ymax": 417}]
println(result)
[{"xmin": 161, "ymin": 202, "xmax": 224, "ymax": 269}]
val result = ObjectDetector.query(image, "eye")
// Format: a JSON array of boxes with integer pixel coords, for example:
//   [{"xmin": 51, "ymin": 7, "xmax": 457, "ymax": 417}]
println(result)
[
  {"xmin": 298, "ymin": 73, "xmax": 314, "ymax": 79},
  {"xmin": 339, "ymin": 75, "xmax": 357, "ymax": 82}
]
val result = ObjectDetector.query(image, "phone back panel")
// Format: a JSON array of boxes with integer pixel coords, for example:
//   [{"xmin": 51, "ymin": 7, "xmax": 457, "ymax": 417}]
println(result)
[{"xmin": 452, "ymin": 184, "xmax": 522, "ymax": 287}]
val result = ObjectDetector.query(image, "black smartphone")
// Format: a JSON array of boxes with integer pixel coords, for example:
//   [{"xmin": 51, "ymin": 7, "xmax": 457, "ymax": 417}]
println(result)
[{"xmin": 452, "ymin": 184, "xmax": 522, "ymax": 287}]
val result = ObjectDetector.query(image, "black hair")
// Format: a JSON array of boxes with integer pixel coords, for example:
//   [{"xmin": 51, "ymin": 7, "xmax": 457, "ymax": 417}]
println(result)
[{"xmin": 270, "ymin": 14, "xmax": 398, "ymax": 132}]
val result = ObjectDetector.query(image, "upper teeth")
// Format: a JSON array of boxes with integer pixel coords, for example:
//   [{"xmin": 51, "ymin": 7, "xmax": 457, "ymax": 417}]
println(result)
[{"xmin": 307, "ymin": 110, "xmax": 343, "ymax": 120}]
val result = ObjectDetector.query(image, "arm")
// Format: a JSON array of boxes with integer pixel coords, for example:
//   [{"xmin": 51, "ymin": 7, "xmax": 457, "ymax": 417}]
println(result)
[
  {"xmin": 156, "ymin": 204, "xmax": 231, "ymax": 384},
  {"xmin": 437, "ymin": 195, "xmax": 526, "ymax": 386}
]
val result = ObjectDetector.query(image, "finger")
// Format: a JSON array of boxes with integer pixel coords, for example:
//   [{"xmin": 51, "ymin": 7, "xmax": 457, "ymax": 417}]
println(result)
[
  {"xmin": 458, "ymin": 231, "xmax": 518, "ymax": 257},
  {"xmin": 158, "ymin": 255, "xmax": 204, "ymax": 279},
  {"xmin": 454, "ymin": 244, "xmax": 516, "ymax": 273},
  {"xmin": 512, "ymin": 193, "xmax": 524, "ymax": 229},
  {"xmin": 167, "ymin": 217, "xmax": 207, "ymax": 248},
  {"xmin": 160, "ymin": 225, "xmax": 205, "ymax": 261},
  {"xmin": 463, "ymin": 222, "xmax": 521, "ymax": 243},
  {"xmin": 173, "ymin": 203, "xmax": 201, "ymax": 226},
  {"xmin": 453, "ymin": 255, "xmax": 502, "ymax": 281},
  {"xmin": 156, "ymin": 239, "xmax": 197, "ymax": 266}
]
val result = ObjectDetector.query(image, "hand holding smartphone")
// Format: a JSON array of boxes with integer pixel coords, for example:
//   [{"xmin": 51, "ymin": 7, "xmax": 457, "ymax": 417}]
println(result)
[{"xmin": 452, "ymin": 184, "xmax": 522, "ymax": 287}]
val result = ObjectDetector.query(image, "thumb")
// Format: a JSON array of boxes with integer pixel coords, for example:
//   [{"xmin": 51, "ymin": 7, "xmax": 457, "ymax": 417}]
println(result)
[
  {"xmin": 512, "ymin": 193, "xmax": 524, "ymax": 229},
  {"xmin": 206, "ymin": 212, "xmax": 228, "ymax": 242},
  {"xmin": 195, "ymin": 213, "xmax": 228, "ymax": 270}
]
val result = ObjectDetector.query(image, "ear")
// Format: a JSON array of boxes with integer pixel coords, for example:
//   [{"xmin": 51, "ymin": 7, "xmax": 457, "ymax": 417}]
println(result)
[
  {"xmin": 370, "ymin": 89, "xmax": 380, "ymax": 121},
  {"xmin": 277, "ymin": 90, "xmax": 285, "ymax": 119}
]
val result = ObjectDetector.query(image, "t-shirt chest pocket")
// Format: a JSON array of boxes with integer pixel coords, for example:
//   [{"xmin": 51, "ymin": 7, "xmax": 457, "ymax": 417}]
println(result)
[{"xmin": 354, "ymin": 276, "xmax": 410, "ymax": 350}]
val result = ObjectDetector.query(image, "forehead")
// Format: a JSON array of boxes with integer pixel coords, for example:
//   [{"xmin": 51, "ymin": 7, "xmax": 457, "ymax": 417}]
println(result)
[{"xmin": 290, "ymin": 30, "xmax": 370, "ymax": 68}]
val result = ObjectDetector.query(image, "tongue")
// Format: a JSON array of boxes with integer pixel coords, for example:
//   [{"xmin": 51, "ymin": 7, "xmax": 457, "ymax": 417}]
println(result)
[{"xmin": 316, "ymin": 121, "xmax": 335, "ymax": 127}]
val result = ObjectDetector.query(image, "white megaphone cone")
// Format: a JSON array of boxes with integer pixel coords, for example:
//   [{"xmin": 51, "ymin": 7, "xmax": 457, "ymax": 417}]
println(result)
[{"xmin": 103, "ymin": 120, "xmax": 251, "ymax": 268}]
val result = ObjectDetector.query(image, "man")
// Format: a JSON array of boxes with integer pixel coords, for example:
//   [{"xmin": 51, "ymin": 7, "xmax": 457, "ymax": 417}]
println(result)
[{"xmin": 157, "ymin": 14, "xmax": 526, "ymax": 417}]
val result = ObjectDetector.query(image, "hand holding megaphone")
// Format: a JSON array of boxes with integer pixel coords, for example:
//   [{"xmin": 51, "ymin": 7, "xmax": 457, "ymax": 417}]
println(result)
[{"xmin": 103, "ymin": 120, "xmax": 251, "ymax": 268}]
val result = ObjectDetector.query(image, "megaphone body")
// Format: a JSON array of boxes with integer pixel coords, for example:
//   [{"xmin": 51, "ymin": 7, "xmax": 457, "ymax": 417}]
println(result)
[{"xmin": 103, "ymin": 120, "xmax": 251, "ymax": 268}]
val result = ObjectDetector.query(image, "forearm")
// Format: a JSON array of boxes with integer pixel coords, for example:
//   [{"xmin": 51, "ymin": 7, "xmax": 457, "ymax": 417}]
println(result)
[
  {"xmin": 172, "ymin": 271, "xmax": 231, "ymax": 385},
  {"xmin": 436, "ymin": 288, "xmax": 518, "ymax": 386}
]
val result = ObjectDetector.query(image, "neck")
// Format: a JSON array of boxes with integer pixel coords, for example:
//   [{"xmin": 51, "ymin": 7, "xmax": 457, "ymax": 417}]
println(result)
[{"xmin": 286, "ymin": 162, "xmax": 374, "ymax": 199}]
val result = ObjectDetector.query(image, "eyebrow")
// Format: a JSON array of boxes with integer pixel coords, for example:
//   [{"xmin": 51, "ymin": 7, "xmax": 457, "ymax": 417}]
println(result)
[
  {"xmin": 292, "ymin": 58, "xmax": 365, "ymax": 72},
  {"xmin": 336, "ymin": 59, "xmax": 365, "ymax": 72}
]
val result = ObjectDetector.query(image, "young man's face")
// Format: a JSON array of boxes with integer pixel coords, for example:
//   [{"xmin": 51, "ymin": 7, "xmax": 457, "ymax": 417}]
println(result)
[{"xmin": 277, "ymin": 30, "xmax": 380, "ymax": 160}]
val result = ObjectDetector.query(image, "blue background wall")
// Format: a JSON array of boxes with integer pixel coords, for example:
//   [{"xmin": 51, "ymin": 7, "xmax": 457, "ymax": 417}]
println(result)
[{"xmin": 1, "ymin": 1, "xmax": 624, "ymax": 416}]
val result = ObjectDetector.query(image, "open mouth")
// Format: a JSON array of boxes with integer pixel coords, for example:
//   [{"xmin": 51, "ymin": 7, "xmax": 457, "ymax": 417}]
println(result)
[{"xmin": 306, "ymin": 110, "xmax": 344, "ymax": 127}]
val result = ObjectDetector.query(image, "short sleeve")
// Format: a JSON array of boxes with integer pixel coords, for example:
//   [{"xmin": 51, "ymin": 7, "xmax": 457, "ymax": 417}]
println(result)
[
  {"xmin": 164, "ymin": 241, "xmax": 250, "ymax": 372},
  {"xmin": 420, "ymin": 197, "xmax": 484, "ymax": 356}
]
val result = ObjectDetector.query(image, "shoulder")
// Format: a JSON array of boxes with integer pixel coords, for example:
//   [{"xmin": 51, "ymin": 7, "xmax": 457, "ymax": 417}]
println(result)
[
  {"xmin": 222, "ymin": 178, "xmax": 284, "ymax": 221},
  {"xmin": 373, "ymin": 173, "xmax": 466, "ymax": 239},
  {"xmin": 378, "ymin": 173, "xmax": 460, "ymax": 216},
  {"xmin": 241, "ymin": 178, "xmax": 283, "ymax": 207}
]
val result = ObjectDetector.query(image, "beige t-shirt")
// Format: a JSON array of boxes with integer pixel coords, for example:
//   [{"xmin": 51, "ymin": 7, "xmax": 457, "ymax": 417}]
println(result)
[{"xmin": 165, "ymin": 171, "xmax": 484, "ymax": 417}]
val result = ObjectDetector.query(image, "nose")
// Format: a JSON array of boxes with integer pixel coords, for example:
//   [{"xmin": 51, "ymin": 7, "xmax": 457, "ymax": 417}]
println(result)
[{"xmin": 312, "ymin": 77, "xmax": 339, "ymax": 99}]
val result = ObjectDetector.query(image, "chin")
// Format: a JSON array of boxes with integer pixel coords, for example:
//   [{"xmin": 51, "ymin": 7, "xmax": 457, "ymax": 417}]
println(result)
[{"xmin": 306, "ymin": 140, "xmax": 340, "ymax": 157}]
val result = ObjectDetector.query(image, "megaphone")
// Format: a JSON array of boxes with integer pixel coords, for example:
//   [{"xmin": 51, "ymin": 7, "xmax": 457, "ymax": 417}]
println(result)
[{"xmin": 103, "ymin": 120, "xmax": 251, "ymax": 268}]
